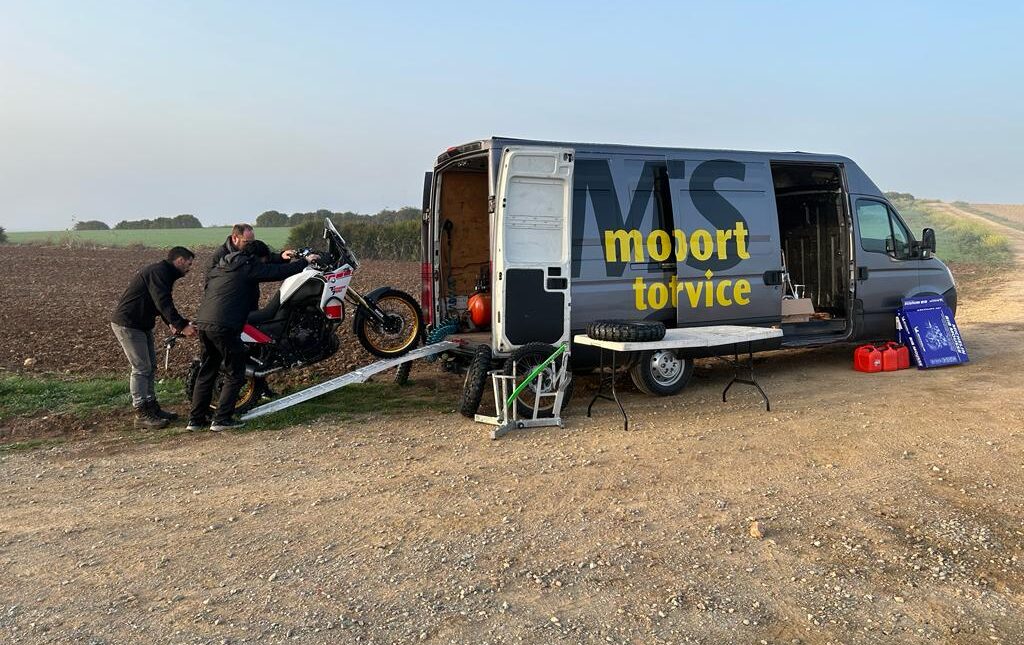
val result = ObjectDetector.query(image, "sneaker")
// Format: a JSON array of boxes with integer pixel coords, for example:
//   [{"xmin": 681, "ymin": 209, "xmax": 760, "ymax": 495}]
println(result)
[
  {"xmin": 150, "ymin": 400, "xmax": 179, "ymax": 421},
  {"xmin": 186, "ymin": 418, "xmax": 209, "ymax": 432},
  {"xmin": 210, "ymin": 418, "xmax": 246, "ymax": 432},
  {"xmin": 134, "ymin": 404, "xmax": 169, "ymax": 430}
]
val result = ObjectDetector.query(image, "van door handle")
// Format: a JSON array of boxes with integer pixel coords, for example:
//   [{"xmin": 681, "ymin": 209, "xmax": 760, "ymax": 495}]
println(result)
[
  {"xmin": 762, "ymin": 270, "xmax": 784, "ymax": 286},
  {"xmin": 857, "ymin": 266, "xmax": 870, "ymax": 280}
]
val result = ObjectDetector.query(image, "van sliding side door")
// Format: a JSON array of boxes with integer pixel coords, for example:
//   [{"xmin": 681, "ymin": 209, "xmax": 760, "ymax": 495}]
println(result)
[
  {"xmin": 493, "ymin": 147, "xmax": 575, "ymax": 353},
  {"xmin": 667, "ymin": 157, "xmax": 782, "ymax": 327}
]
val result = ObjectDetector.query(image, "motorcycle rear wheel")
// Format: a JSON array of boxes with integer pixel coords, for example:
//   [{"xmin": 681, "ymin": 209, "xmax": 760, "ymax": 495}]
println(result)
[
  {"xmin": 354, "ymin": 289, "xmax": 424, "ymax": 359},
  {"xmin": 184, "ymin": 360, "xmax": 267, "ymax": 415}
]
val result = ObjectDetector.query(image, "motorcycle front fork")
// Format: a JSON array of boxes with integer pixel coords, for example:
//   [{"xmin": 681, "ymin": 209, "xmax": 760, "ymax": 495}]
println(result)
[{"xmin": 345, "ymin": 289, "xmax": 386, "ymax": 325}]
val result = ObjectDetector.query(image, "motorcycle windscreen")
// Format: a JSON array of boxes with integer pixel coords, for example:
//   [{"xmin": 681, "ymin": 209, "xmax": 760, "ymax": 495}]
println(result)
[{"xmin": 493, "ymin": 147, "xmax": 574, "ymax": 353}]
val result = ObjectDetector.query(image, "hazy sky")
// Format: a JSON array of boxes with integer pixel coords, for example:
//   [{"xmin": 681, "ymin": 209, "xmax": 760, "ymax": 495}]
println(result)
[{"xmin": 1, "ymin": 1, "xmax": 1021, "ymax": 230}]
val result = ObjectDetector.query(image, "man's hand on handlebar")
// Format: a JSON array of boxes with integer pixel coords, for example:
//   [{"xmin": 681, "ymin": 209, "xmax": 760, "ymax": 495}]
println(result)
[
  {"xmin": 180, "ymin": 323, "xmax": 197, "ymax": 338},
  {"xmin": 294, "ymin": 248, "xmax": 323, "ymax": 266},
  {"xmin": 281, "ymin": 249, "xmax": 297, "ymax": 260}
]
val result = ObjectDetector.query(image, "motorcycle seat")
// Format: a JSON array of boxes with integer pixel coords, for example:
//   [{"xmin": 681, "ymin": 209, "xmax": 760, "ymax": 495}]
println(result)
[{"xmin": 247, "ymin": 292, "xmax": 283, "ymax": 325}]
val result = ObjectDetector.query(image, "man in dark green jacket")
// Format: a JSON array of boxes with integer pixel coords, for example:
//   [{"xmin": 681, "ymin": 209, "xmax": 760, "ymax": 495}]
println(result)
[
  {"xmin": 111, "ymin": 246, "xmax": 197, "ymax": 428},
  {"xmin": 188, "ymin": 241, "xmax": 318, "ymax": 432}
]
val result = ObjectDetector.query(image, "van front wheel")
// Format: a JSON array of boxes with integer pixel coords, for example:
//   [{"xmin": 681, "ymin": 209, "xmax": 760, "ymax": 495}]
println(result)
[{"xmin": 629, "ymin": 349, "xmax": 693, "ymax": 396}]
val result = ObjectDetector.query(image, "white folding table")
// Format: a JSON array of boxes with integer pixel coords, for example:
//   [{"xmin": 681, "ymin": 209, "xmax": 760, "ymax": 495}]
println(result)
[{"xmin": 573, "ymin": 325, "xmax": 784, "ymax": 431}]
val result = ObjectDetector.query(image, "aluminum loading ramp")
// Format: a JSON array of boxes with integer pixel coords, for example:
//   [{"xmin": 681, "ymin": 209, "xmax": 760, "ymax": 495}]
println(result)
[{"xmin": 240, "ymin": 341, "xmax": 457, "ymax": 421}]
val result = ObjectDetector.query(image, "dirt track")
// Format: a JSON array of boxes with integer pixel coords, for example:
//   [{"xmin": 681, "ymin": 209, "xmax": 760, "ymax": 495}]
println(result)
[{"xmin": 3, "ymin": 222, "xmax": 1024, "ymax": 644}]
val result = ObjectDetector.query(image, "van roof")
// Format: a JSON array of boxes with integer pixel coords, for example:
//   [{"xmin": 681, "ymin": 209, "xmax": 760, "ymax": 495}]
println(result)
[
  {"xmin": 459, "ymin": 136, "xmax": 883, "ymax": 196},
  {"xmin": 488, "ymin": 135, "xmax": 847, "ymax": 160}
]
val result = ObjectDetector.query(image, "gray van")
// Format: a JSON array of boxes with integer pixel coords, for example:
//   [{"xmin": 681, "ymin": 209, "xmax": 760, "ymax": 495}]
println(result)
[{"xmin": 421, "ymin": 137, "xmax": 956, "ymax": 391}]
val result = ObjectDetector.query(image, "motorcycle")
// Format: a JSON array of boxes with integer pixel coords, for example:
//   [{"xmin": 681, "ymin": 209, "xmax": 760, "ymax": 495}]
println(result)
[{"xmin": 185, "ymin": 219, "xmax": 424, "ymax": 412}]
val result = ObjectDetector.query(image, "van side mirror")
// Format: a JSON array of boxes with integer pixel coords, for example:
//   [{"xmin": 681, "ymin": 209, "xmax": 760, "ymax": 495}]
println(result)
[{"xmin": 921, "ymin": 228, "xmax": 936, "ymax": 253}]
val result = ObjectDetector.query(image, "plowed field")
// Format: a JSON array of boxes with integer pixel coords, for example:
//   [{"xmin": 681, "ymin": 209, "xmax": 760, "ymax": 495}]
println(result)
[{"xmin": 0, "ymin": 244, "xmax": 418, "ymax": 379}]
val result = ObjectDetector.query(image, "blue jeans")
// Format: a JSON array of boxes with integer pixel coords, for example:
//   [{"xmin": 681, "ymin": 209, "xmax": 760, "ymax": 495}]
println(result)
[{"xmin": 110, "ymin": 323, "xmax": 157, "ymax": 408}]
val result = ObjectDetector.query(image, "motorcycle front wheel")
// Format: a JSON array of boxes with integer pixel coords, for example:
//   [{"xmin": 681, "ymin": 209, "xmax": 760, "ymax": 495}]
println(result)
[{"xmin": 354, "ymin": 289, "xmax": 423, "ymax": 359}]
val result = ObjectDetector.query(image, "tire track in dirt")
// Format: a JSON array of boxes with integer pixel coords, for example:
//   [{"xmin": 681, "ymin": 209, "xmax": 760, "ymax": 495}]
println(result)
[{"xmin": 929, "ymin": 201, "xmax": 1024, "ymax": 254}]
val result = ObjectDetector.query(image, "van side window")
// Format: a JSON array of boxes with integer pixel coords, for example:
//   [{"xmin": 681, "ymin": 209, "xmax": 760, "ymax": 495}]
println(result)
[
  {"xmin": 889, "ymin": 210, "xmax": 911, "ymax": 258},
  {"xmin": 856, "ymin": 199, "xmax": 911, "ymax": 259}
]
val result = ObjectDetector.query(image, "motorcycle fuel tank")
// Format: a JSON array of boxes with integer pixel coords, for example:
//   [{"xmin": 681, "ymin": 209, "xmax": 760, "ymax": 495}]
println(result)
[{"xmin": 279, "ymin": 269, "xmax": 324, "ymax": 304}]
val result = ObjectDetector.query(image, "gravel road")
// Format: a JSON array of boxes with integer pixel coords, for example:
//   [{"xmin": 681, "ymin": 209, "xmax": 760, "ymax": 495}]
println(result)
[{"xmin": 3, "ymin": 224, "xmax": 1023, "ymax": 644}]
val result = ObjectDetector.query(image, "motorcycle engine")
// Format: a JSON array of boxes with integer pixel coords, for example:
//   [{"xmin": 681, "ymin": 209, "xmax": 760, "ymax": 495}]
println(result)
[{"xmin": 284, "ymin": 309, "xmax": 340, "ymax": 365}]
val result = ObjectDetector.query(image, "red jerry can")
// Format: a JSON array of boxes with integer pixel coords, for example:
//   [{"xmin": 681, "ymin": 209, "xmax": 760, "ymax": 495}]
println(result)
[
  {"xmin": 854, "ymin": 344, "xmax": 883, "ymax": 373},
  {"xmin": 879, "ymin": 343, "xmax": 899, "ymax": 371},
  {"xmin": 886, "ymin": 341, "xmax": 911, "ymax": 369}
]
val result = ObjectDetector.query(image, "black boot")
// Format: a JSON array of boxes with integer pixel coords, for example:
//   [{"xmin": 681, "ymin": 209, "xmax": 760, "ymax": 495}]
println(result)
[
  {"xmin": 150, "ymin": 400, "xmax": 180, "ymax": 421},
  {"xmin": 134, "ymin": 402, "xmax": 169, "ymax": 429},
  {"xmin": 186, "ymin": 413, "xmax": 210, "ymax": 431}
]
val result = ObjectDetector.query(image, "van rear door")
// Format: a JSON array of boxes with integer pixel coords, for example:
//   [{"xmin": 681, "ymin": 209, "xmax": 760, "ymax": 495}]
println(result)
[
  {"xmin": 493, "ymin": 147, "xmax": 574, "ymax": 353},
  {"xmin": 420, "ymin": 171, "xmax": 434, "ymax": 325}
]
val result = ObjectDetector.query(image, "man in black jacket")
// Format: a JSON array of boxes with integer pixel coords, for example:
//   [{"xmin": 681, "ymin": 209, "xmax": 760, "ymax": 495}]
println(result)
[
  {"xmin": 111, "ymin": 246, "xmax": 197, "ymax": 428},
  {"xmin": 188, "ymin": 240, "xmax": 318, "ymax": 432},
  {"xmin": 206, "ymin": 223, "xmax": 296, "ymax": 280}
]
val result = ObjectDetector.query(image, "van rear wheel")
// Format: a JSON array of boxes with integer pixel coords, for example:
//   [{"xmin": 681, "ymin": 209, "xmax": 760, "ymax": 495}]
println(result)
[
  {"xmin": 629, "ymin": 349, "xmax": 693, "ymax": 396},
  {"xmin": 184, "ymin": 359, "xmax": 267, "ymax": 414}
]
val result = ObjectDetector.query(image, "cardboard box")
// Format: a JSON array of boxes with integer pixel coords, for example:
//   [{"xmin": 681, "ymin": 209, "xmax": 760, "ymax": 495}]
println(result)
[{"xmin": 781, "ymin": 297, "xmax": 815, "ymax": 323}]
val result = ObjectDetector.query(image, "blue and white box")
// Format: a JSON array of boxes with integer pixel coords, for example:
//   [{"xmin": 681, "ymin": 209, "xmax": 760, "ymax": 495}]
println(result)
[{"xmin": 895, "ymin": 296, "xmax": 968, "ymax": 369}]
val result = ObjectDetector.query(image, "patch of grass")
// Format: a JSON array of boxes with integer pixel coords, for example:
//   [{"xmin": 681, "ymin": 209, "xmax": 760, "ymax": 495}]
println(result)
[
  {"xmin": 0, "ymin": 438, "xmax": 65, "ymax": 454},
  {"xmin": 240, "ymin": 380, "xmax": 455, "ymax": 433},
  {"xmin": 118, "ymin": 378, "xmax": 456, "ymax": 445},
  {"xmin": 6, "ymin": 227, "xmax": 291, "ymax": 249},
  {"xmin": 1, "ymin": 372, "xmax": 454, "ymax": 450},
  {"xmin": 0, "ymin": 374, "xmax": 184, "ymax": 421},
  {"xmin": 892, "ymin": 199, "xmax": 1014, "ymax": 264}
]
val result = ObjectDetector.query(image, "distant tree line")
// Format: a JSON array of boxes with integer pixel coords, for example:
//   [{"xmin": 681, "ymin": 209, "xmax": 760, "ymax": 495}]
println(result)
[
  {"xmin": 62, "ymin": 207, "xmax": 420, "ymax": 232},
  {"xmin": 0, "ymin": 226, "xmax": 6, "ymax": 244},
  {"xmin": 286, "ymin": 210, "xmax": 421, "ymax": 261},
  {"xmin": 114, "ymin": 214, "xmax": 203, "ymax": 230},
  {"xmin": 884, "ymin": 192, "xmax": 916, "ymax": 203},
  {"xmin": 255, "ymin": 210, "xmax": 289, "ymax": 227},
  {"xmin": 256, "ymin": 207, "xmax": 421, "ymax": 228},
  {"xmin": 44, "ymin": 206, "xmax": 422, "ymax": 261},
  {"xmin": 74, "ymin": 220, "xmax": 110, "ymax": 231}
]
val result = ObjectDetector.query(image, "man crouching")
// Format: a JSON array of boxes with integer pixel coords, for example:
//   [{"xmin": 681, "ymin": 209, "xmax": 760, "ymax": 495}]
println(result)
[
  {"xmin": 111, "ymin": 246, "xmax": 197, "ymax": 429},
  {"xmin": 188, "ymin": 240, "xmax": 317, "ymax": 432}
]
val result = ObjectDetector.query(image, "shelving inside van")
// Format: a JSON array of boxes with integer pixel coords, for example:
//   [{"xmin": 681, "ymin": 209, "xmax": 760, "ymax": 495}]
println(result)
[{"xmin": 771, "ymin": 162, "xmax": 852, "ymax": 341}]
